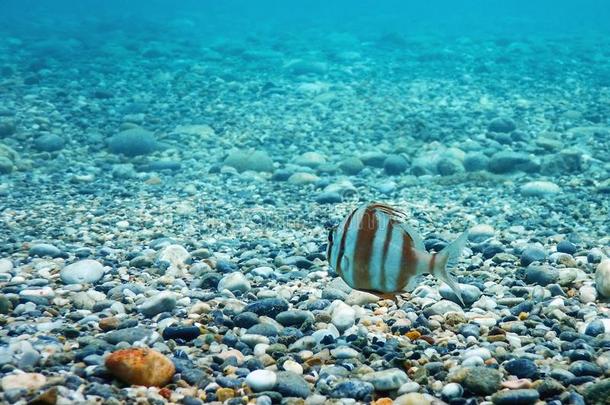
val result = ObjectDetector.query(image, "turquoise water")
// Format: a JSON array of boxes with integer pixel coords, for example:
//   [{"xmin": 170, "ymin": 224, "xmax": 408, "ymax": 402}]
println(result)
[{"xmin": 1, "ymin": 1, "xmax": 609, "ymax": 404}]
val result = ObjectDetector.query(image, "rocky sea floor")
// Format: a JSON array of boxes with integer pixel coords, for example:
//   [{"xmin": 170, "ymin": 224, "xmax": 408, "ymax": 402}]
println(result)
[{"xmin": 0, "ymin": 21, "xmax": 610, "ymax": 405}]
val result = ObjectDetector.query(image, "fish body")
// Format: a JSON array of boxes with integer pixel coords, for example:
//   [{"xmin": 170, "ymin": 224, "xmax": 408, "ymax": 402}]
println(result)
[{"xmin": 327, "ymin": 202, "xmax": 467, "ymax": 302}]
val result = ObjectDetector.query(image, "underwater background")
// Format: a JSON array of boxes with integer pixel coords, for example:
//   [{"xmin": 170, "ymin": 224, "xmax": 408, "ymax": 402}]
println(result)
[{"xmin": 0, "ymin": 1, "xmax": 609, "ymax": 404}]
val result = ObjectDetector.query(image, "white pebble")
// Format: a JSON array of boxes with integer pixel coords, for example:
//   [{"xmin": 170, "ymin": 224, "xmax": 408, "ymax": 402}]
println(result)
[{"xmin": 246, "ymin": 369, "xmax": 277, "ymax": 392}]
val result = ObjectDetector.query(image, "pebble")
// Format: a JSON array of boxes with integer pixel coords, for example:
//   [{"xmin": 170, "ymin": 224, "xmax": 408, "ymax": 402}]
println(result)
[
  {"xmin": 104, "ymin": 327, "xmax": 153, "ymax": 344},
  {"xmin": 441, "ymin": 382, "xmax": 464, "ymax": 400},
  {"xmin": 60, "ymin": 259, "xmax": 104, "ymax": 284},
  {"xmin": 520, "ymin": 181, "xmax": 561, "ymax": 197},
  {"xmin": 488, "ymin": 151, "xmax": 537, "ymax": 174},
  {"xmin": 224, "ymin": 149, "xmax": 274, "ymax": 172},
  {"xmin": 1, "ymin": 373, "xmax": 47, "ymax": 391},
  {"xmin": 29, "ymin": 243, "xmax": 62, "ymax": 258},
  {"xmin": 595, "ymin": 260, "xmax": 610, "ymax": 298},
  {"xmin": 274, "ymin": 371, "xmax": 311, "ymax": 398},
  {"xmin": 108, "ymin": 127, "xmax": 157, "ymax": 156},
  {"xmin": 363, "ymin": 368, "xmax": 408, "ymax": 391},
  {"xmin": 139, "ymin": 292, "xmax": 176, "ymax": 317},
  {"xmin": 0, "ymin": 294, "xmax": 12, "ymax": 314},
  {"xmin": 34, "ymin": 133, "xmax": 64, "ymax": 152},
  {"xmin": 246, "ymin": 370, "xmax": 277, "ymax": 392},
  {"xmin": 491, "ymin": 389, "xmax": 539, "ymax": 405},
  {"xmin": 294, "ymin": 151, "xmax": 326, "ymax": 168},
  {"xmin": 440, "ymin": 283, "xmax": 481, "ymax": 305},
  {"xmin": 217, "ymin": 272, "xmax": 251, "ymax": 293},
  {"xmin": 525, "ymin": 265, "xmax": 558, "ymax": 286},
  {"xmin": 569, "ymin": 360, "xmax": 603, "ymax": 377},
  {"xmin": 244, "ymin": 298, "xmax": 288, "ymax": 317},
  {"xmin": 339, "ymin": 157, "xmax": 364, "ymax": 175},
  {"xmin": 288, "ymin": 172, "xmax": 320, "ymax": 185},
  {"xmin": 504, "ymin": 358, "xmax": 539, "ymax": 379},
  {"xmin": 394, "ymin": 393, "xmax": 434, "ymax": 405},
  {"xmin": 383, "ymin": 154, "xmax": 408, "ymax": 175},
  {"xmin": 330, "ymin": 380, "xmax": 374, "ymax": 401},
  {"xmin": 105, "ymin": 348, "xmax": 175, "ymax": 387},
  {"xmin": 557, "ymin": 240, "xmax": 577, "ymax": 255},
  {"xmin": 276, "ymin": 310, "xmax": 314, "ymax": 326},
  {"xmin": 453, "ymin": 366, "xmax": 503, "ymax": 395},
  {"xmin": 585, "ymin": 319, "xmax": 606, "ymax": 336},
  {"xmin": 583, "ymin": 379, "xmax": 610, "ymax": 405},
  {"xmin": 520, "ymin": 246, "xmax": 547, "ymax": 266},
  {"xmin": 468, "ymin": 224, "xmax": 495, "ymax": 243},
  {"xmin": 488, "ymin": 117, "xmax": 517, "ymax": 133},
  {"xmin": 282, "ymin": 359, "xmax": 303, "ymax": 375},
  {"xmin": 424, "ymin": 300, "xmax": 463, "ymax": 315},
  {"xmin": 315, "ymin": 191, "xmax": 342, "ymax": 204},
  {"xmin": 162, "ymin": 326, "xmax": 201, "ymax": 341},
  {"xmin": 331, "ymin": 301, "xmax": 356, "ymax": 332}
]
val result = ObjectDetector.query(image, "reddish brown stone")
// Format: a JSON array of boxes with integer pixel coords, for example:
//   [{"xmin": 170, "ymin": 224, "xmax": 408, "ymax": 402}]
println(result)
[{"xmin": 105, "ymin": 348, "xmax": 175, "ymax": 387}]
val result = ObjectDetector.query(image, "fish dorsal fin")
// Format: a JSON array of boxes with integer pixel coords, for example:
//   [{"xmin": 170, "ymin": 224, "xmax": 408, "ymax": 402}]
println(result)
[{"xmin": 369, "ymin": 202, "xmax": 425, "ymax": 251}]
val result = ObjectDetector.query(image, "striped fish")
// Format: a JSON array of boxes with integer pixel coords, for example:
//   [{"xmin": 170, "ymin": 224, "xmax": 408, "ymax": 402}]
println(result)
[{"xmin": 327, "ymin": 202, "xmax": 467, "ymax": 303}]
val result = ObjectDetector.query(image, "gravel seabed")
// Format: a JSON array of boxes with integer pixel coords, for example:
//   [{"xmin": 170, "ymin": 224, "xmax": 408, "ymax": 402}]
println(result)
[{"xmin": 0, "ymin": 5, "xmax": 610, "ymax": 405}]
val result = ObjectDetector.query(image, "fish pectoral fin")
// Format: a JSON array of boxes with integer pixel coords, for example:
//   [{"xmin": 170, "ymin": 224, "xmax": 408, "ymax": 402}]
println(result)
[{"xmin": 396, "ymin": 222, "xmax": 426, "ymax": 251}]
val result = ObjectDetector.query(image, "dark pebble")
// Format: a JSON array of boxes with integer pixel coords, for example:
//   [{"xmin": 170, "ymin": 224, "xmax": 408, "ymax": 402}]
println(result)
[
  {"xmin": 383, "ymin": 154, "xmax": 408, "ymax": 175},
  {"xmin": 234, "ymin": 312, "xmax": 259, "ymax": 328},
  {"xmin": 162, "ymin": 326, "xmax": 201, "ymax": 341},
  {"xmin": 569, "ymin": 360, "xmax": 603, "ymax": 377},
  {"xmin": 504, "ymin": 358, "xmax": 539, "ymax": 379},
  {"xmin": 585, "ymin": 320, "xmax": 605, "ymax": 337},
  {"xmin": 244, "ymin": 298, "xmax": 289, "ymax": 317},
  {"xmin": 521, "ymin": 247, "xmax": 547, "ymax": 266},
  {"xmin": 525, "ymin": 265, "xmax": 558, "ymax": 286},
  {"xmin": 491, "ymin": 389, "xmax": 539, "ymax": 405},
  {"xmin": 556, "ymin": 240, "xmax": 577, "ymax": 255},
  {"xmin": 330, "ymin": 380, "xmax": 374, "ymax": 401}
]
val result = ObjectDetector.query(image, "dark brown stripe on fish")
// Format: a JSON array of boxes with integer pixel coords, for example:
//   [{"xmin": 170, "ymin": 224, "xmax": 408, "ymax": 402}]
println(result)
[
  {"xmin": 397, "ymin": 231, "xmax": 416, "ymax": 290},
  {"xmin": 335, "ymin": 208, "xmax": 358, "ymax": 278},
  {"xmin": 428, "ymin": 253, "xmax": 436, "ymax": 274},
  {"xmin": 353, "ymin": 207, "xmax": 378, "ymax": 290},
  {"xmin": 379, "ymin": 219, "xmax": 394, "ymax": 292}
]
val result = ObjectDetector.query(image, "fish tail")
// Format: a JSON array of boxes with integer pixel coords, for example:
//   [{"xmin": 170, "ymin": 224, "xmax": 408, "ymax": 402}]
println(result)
[{"xmin": 433, "ymin": 231, "xmax": 468, "ymax": 306}]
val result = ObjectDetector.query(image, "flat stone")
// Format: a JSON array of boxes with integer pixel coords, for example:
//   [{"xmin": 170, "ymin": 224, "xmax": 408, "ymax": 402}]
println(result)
[
  {"xmin": 363, "ymin": 368, "xmax": 408, "ymax": 391},
  {"xmin": 274, "ymin": 371, "xmax": 310, "ymax": 398},
  {"xmin": 217, "ymin": 272, "xmax": 251, "ymax": 293},
  {"xmin": 520, "ymin": 181, "xmax": 561, "ymax": 197},
  {"xmin": 244, "ymin": 298, "xmax": 288, "ymax": 317},
  {"xmin": 60, "ymin": 260, "xmax": 104, "ymax": 284},
  {"xmin": 29, "ymin": 243, "xmax": 61, "ymax": 258},
  {"xmin": 139, "ymin": 292, "xmax": 176, "ymax": 317},
  {"xmin": 1, "ymin": 373, "xmax": 46, "ymax": 391},
  {"xmin": 452, "ymin": 366, "xmax": 502, "ymax": 395},
  {"xmin": 492, "ymin": 389, "xmax": 539, "ymax": 405},
  {"xmin": 104, "ymin": 327, "xmax": 153, "ymax": 344},
  {"xmin": 330, "ymin": 380, "xmax": 374, "ymax": 401}
]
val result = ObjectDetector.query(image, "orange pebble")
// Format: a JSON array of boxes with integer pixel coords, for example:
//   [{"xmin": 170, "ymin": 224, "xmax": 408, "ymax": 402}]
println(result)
[{"xmin": 405, "ymin": 330, "xmax": 421, "ymax": 341}]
